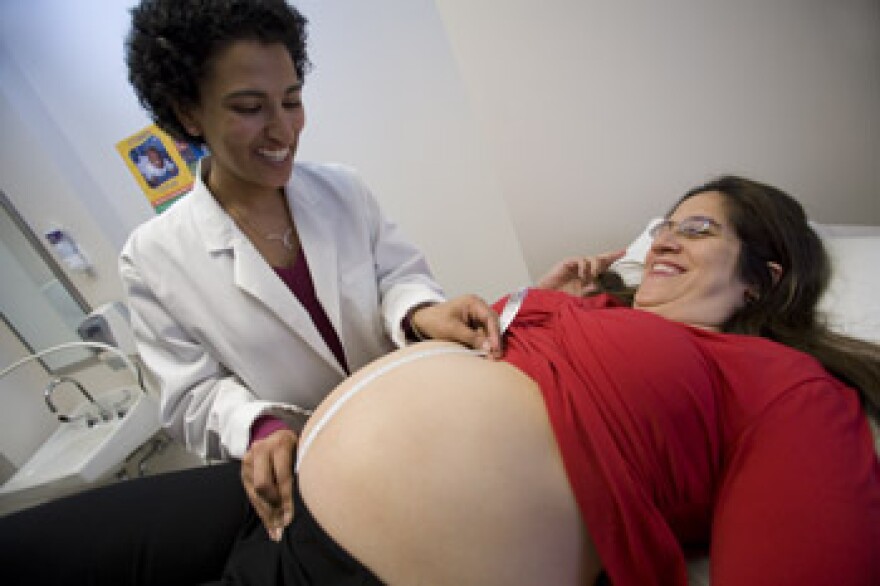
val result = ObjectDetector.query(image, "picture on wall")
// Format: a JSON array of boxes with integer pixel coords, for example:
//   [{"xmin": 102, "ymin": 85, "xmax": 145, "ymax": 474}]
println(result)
[{"xmin": 115, "ymin": 124, "xmax": 205, "ymax": 213}]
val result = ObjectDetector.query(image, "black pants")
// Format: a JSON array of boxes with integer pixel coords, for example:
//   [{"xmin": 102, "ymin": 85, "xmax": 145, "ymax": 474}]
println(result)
[
  {"xmin": 0, "ymin": 461, "xmax": 247, "ymax": 586},
  {"xmin": 217, "ymin": 479, "xmax": 384, "ymax": 586}
]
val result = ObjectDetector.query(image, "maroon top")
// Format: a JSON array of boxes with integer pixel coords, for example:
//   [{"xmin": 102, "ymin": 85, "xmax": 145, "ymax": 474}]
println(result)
[
  {"xmin": 274, "ymin": 248, "xmax": 349, "ymax": 374},
  {"xmin": 250, "ymin": 248, "xmax": 349, "ymax": 446}
]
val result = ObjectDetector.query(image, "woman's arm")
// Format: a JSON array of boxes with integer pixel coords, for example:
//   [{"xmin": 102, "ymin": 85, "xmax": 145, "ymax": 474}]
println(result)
[
  {"xmin": 338, "ymin": 168, "xmax": 503, "ymax": 354},
  {"xmin": 352, "ymin": 171, "xmax": 447, "ymax": 347},
  {"xmin": 711, "ymin": 383, "xmax": 880, "ymax": 585}
]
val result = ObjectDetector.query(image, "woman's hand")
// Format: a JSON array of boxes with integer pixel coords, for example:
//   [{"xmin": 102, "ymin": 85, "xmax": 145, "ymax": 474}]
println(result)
[
  {"xmin": 241, "ymin": 428, "xmax": 298, "ymax": 542},
  {"xmin": 536, "ymin": 250, "xmax": 626, "ymax": 296},
  {"xmin": 410, "ymin": 295, "xmax": 503, "ymax": 358}
]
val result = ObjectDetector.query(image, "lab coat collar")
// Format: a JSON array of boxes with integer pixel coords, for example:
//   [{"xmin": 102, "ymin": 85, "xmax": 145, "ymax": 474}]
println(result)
[
  {"xmin": 189, "ymin": 157, "xmax": 347, "ymax": 376},
  {"xmin": 188, "ymin": 157, "xmax": 238, "ymax": 254}
]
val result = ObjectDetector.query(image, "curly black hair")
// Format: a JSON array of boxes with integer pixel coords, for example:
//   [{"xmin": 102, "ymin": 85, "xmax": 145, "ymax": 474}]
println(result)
[{"xmin": 125, "ymin": 0, "xmax": 310, "ymax": 144}]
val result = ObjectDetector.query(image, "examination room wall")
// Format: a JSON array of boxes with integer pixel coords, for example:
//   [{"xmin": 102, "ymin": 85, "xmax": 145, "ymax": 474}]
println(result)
[
  {"xmin": 434, "ymin": 0, "xmax": 880, "ymax": 273},
  {"xmin": 1, "ymin": 1, "xmax": 878, "ymax": 469}
]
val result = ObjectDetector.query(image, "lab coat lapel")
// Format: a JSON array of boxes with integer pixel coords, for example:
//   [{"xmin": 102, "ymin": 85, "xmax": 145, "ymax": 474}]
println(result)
[
  {"xmin": 231, "ymin": 236, "xmax": 346, "ymax": 376},
  {"xmin": 192, "ymin": 170, "xmax": 345, "ymax": 375},
  {"xmin": 287, "ymin": 175, "xmax": 343, "ymax": 342}
]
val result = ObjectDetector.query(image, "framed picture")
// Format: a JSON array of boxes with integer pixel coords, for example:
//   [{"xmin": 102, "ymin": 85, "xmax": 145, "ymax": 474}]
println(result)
[{"xmin": 116, "ymin": 124, "xmax": 204, "ymax": 213}]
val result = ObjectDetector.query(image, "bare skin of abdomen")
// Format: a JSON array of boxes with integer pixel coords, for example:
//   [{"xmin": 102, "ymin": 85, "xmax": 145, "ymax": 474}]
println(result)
[{"xmin": 298, "ymin": 340, "xmax": 603, "ymax": 585}]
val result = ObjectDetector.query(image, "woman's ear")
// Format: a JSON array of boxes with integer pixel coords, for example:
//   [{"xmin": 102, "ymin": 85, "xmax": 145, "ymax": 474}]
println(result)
[
  {"xmin": 767, "ymin": 261, "xmax": 783, "ymax": 286},
  {"xmin": 173, "ymin": 103, "xmax": 201, "ymax": 138},
  {"xmin": 745, "ymin": 262, "xmax": 784, "ymax": 303}
]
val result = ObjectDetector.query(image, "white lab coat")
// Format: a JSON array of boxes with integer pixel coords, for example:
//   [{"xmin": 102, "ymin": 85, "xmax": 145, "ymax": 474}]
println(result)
[{"xmin": 120, "ymin": 160, "xmax": 445, "ymax": 459}]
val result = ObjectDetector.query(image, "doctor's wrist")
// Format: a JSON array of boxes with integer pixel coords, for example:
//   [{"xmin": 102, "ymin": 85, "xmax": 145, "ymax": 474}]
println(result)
[{"xmin": 402, "ymin": 302, "xmax": 435, "ymax": 342}]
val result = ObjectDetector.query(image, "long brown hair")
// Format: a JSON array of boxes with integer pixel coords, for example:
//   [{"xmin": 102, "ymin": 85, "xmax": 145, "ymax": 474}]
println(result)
[{"xmin": 678, "ymin": 175, "xmax": 880, "ymax": 418}]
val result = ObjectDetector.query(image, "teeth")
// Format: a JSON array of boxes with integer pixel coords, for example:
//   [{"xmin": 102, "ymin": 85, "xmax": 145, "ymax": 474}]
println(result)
[
  {"xmin": 258, "ymin": 148, "xmax": 289, "ymax": 162},
  {"xmin": 651, "ymin": 262, "xmax": 681, "ymax": 274}
]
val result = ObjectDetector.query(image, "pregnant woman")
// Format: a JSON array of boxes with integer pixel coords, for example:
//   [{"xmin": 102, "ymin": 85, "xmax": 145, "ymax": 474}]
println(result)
[{"xmin": 219, "ymin": 176, "xmax": 880, "ymax": 586}]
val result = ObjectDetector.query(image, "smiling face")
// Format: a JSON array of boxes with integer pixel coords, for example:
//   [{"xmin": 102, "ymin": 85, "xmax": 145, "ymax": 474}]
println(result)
[
  {"xmin": 634, "ymin": 191, "xmax": 751, "ymax": 330},
  {"xmin": 177, "ymin": 40, "xmax": 305, "ymax": 201},
  {"xmin": 146, "ymin": 148, "xmax": 163, "ymax": 167}
]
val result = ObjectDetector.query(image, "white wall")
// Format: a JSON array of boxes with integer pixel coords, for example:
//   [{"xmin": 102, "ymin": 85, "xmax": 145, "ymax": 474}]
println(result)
[
  {"xmin": 290, "ymin": 0, "xmax": 530, "ymax": 298},
  {"xmin": 435, "ymin": 0, "xmax": 880, "ymax": 273},
  {"xmin": 2, "ymin": 0, "xmax": 876, "ymax": 304},
  {"xmin": 0, "ymin": 0, "xmax": 878, "ymax": 463}
]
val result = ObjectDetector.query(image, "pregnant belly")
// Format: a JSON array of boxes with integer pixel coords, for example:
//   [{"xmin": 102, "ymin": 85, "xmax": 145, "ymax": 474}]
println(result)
[{"xmin": 297, "ymin": 341, "xmax": 601, "ymax": 585}]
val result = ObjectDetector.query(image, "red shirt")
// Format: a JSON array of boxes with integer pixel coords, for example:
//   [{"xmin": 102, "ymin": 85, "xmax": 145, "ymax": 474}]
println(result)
[{"xmin": 498, "ymin": 289, "xmax": 880, "ymax": 586}]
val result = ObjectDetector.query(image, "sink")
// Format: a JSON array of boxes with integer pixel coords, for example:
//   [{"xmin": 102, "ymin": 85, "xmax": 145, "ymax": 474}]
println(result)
[{"xmin": 0, "ymin": 387, "xmax": 160, "ymax": 513}]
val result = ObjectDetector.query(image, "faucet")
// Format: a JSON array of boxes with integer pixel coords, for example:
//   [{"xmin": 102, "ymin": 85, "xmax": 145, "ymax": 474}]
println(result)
[{"xmin": 44, "ymin": 377, "xmax": 113, "ymax": 426}]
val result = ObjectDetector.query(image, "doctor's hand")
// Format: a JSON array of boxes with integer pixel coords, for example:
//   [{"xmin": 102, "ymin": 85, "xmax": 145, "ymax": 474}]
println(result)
[
  {"xmin": 536, "ymin": 250, "xmax": 626, "ymax": 296},
  {"xmin": 409, "ymin": 295, "xmax": 503, "ymax": 358},
  {"xmin": 241, "ymin": 428, "xmax": 298, "ymax": 542}
]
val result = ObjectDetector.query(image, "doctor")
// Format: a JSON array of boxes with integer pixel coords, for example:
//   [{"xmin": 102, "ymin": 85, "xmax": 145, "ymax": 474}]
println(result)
[
  {"xmin": 0, "ymin": 2, "xmax": 499, "ymax": 584},
  {"xmin": 121, "ymin": 0, "xmax": 500, "ymax": 548}
]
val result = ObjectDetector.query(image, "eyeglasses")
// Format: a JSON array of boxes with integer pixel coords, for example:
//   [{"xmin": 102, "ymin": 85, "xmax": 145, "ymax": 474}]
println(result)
[{"xmin": 648, "ymin": 216, "xmax": 723, "ymax": 240}]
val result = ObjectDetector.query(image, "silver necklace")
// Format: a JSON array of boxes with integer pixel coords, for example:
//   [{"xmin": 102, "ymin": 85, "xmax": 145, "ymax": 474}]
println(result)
[
  {"xmin": 229, "ymin": 210, "xmax": 295, "ymax": 250},
  {"xmin": 264, "ymin": 226, "xmax": 294, "ymax": 250}
]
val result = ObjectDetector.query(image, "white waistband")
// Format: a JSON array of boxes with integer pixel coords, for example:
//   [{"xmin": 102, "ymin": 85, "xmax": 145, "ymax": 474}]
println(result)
[{"xmin": 296, "ymin": 345, "xmax": 484, "ymax": 472}]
